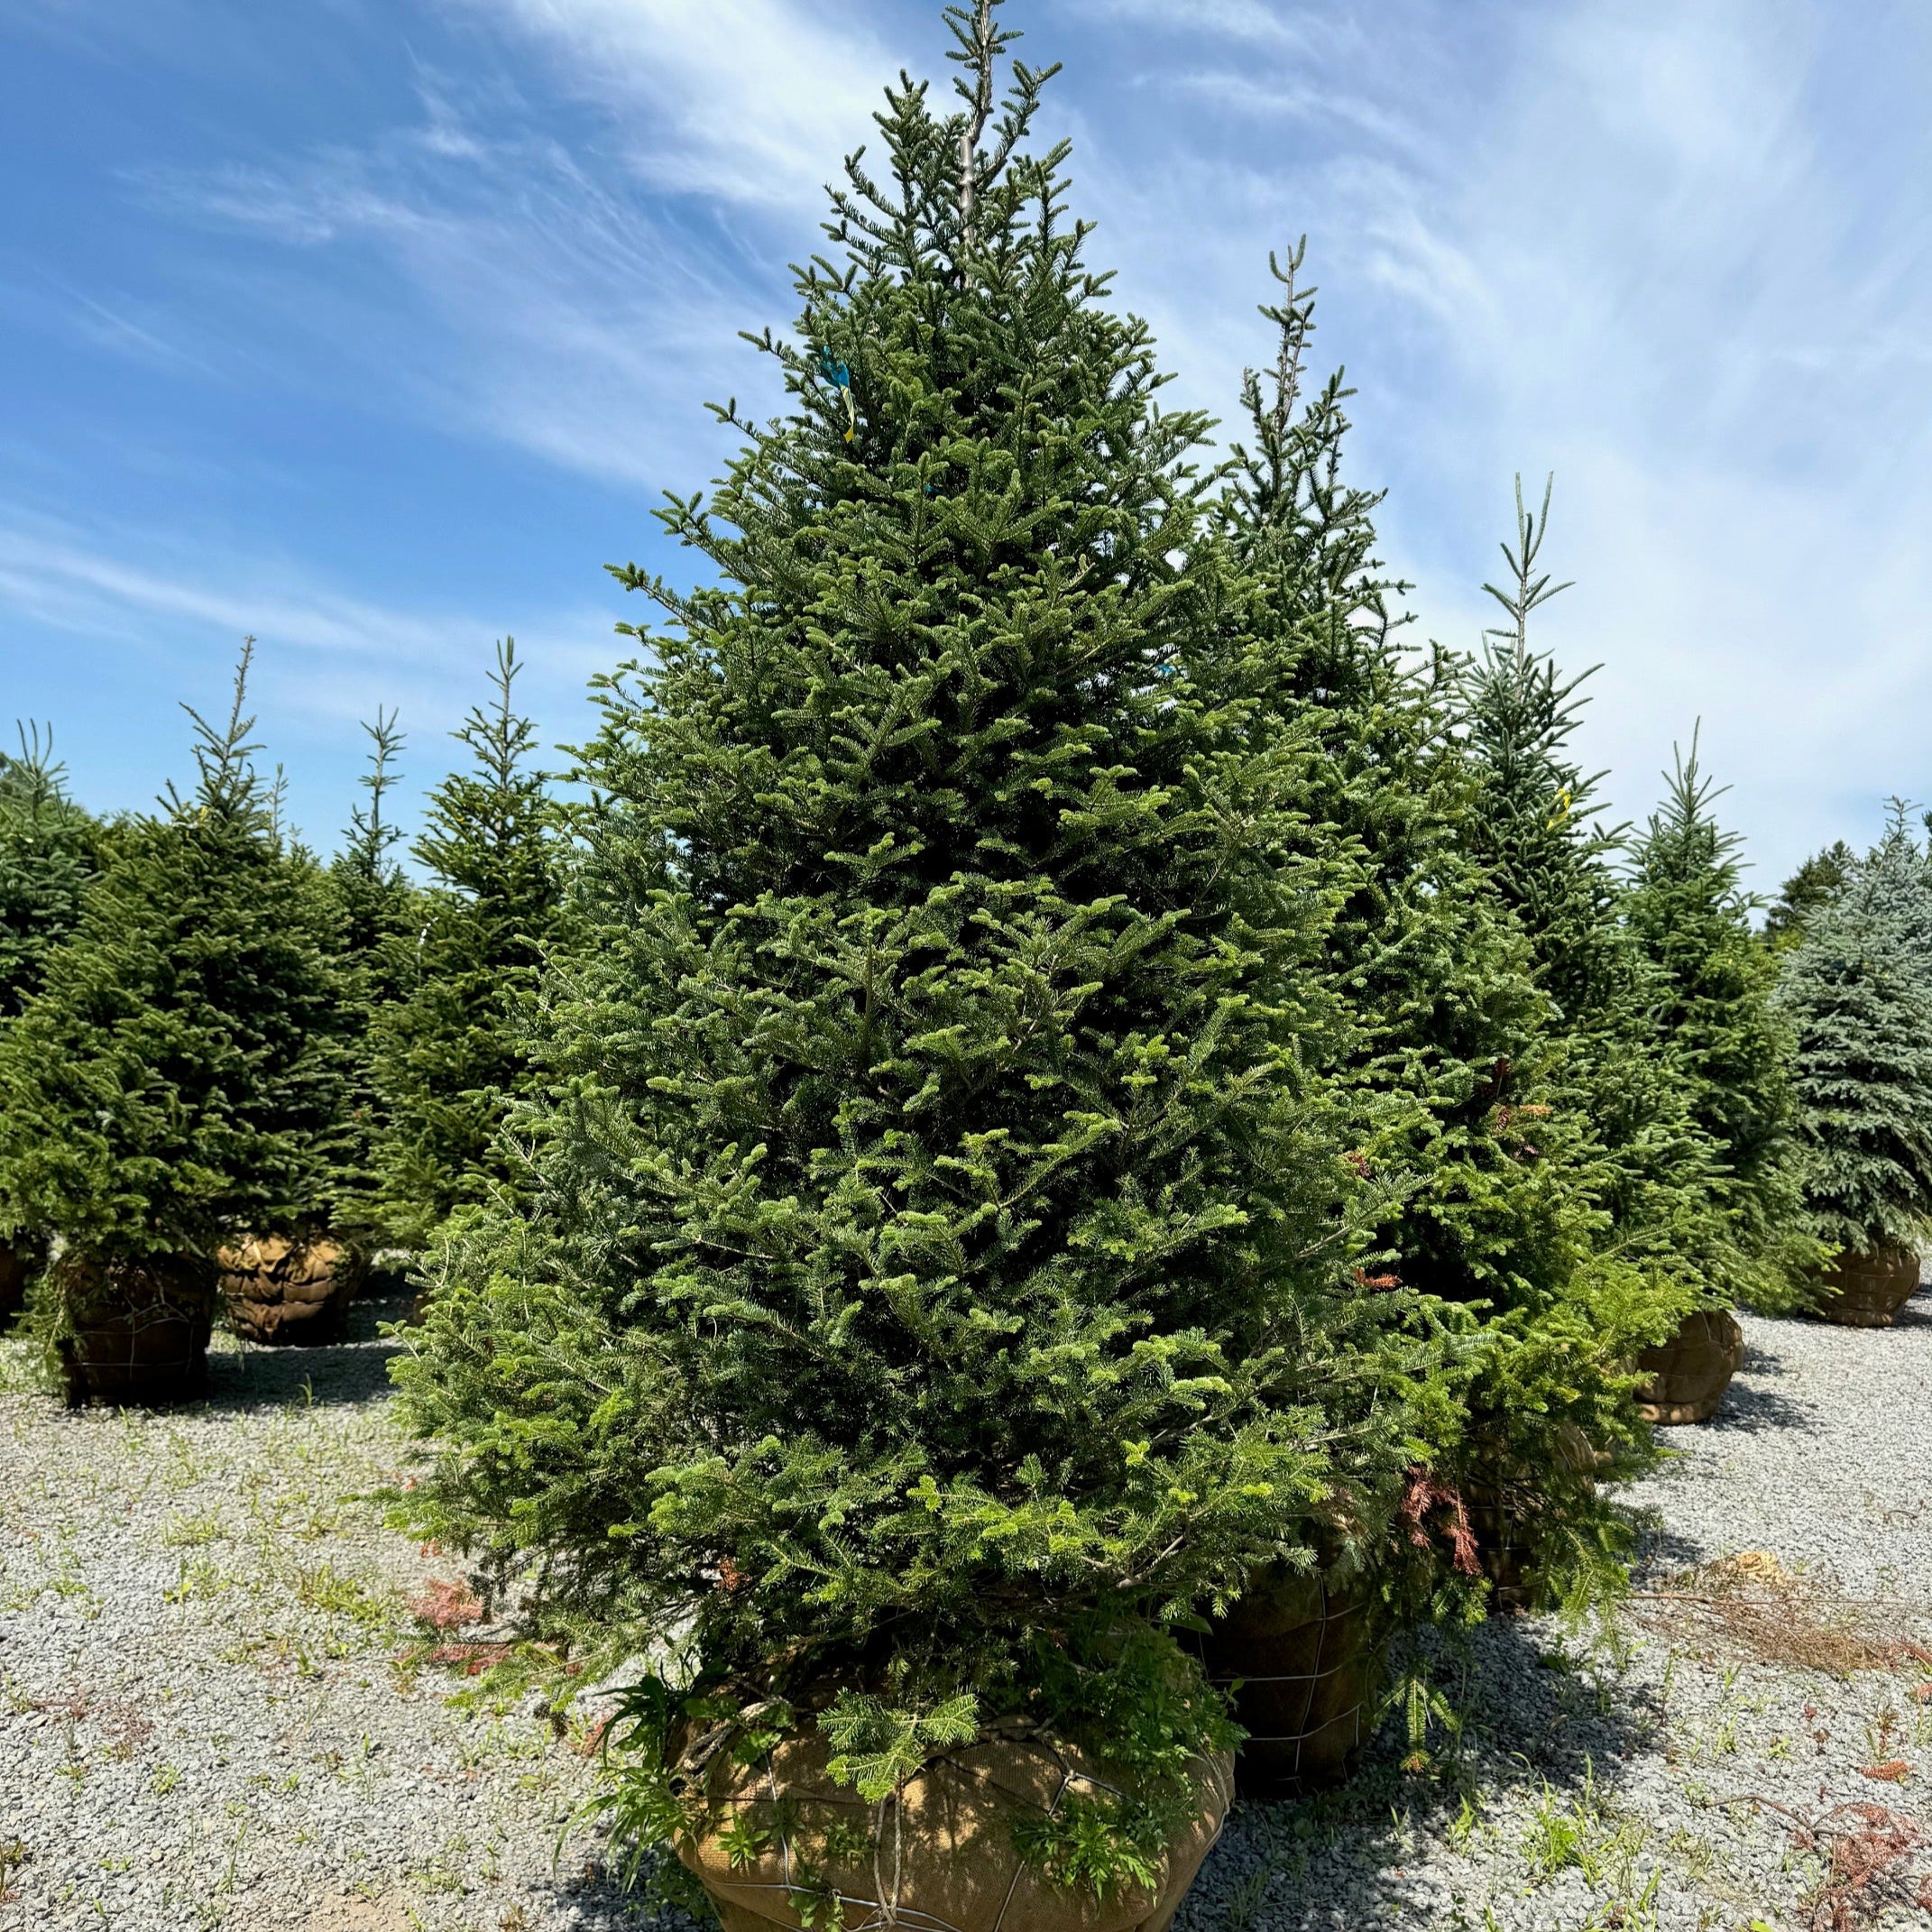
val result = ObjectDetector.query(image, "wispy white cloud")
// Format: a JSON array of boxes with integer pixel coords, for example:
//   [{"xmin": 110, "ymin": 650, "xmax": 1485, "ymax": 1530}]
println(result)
[
  {"xmin": 1049, "ymin": 0, "xmax": 1932, "ymax": 878},
  {"xmin": 445, "ymin": 0, "xmax": 904, "ymax": 208},
  {"xmin": 0, "ymin": 508, "xmax": 611, "ymax": 731},
  {"xmin": 132, "ymin": 97, "xmax": 771, "ymax": 489}
]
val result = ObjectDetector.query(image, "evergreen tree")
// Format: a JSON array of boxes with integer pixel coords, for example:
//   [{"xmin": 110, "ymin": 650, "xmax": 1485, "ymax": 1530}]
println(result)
[
  {"xmin": 0, "ymin": 725, "xmax": 105, "ymax": 1018},
  {"xmin": 1764, "ymin": 840, "xmax": 1854, "ymax": 952},
  {"xmin": 369, "ymin": 641, "xmax": 565, "ymax": 1247},
  {"xmin": 1776, "ymin": 809, "xmax": 1932, "ymax": 1261},
  {"xmin": 0, "ymin": 644, "xmax": 344, "ymax": 1299},
  {"xmin": 1624, "ymin": 736, "xmax": 1822, "ymax": 1307},
  {"xmin": 325, "ymin": 711, "xmax": 421, "ymax": 1245},
  {"xmin": 1457, "ymin": 482, "xmax": 1731, "ymax": 1311},
  {"xmin": 1217, "ymin": 274, "xmax": 1668, "ymax": 1624},
  {"xmin": 394, "ymin": 8, "xmax": 1433, "ymax": 1873}
]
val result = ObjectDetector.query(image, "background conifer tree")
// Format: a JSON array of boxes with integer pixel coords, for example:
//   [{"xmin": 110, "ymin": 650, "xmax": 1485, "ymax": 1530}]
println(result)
[
  {"xmin": 326, "ymin": 711, "xmax": 421, "ymax": 1247},
  {"xmin": 1215, "ymin": 282, "xmax": 1662, "ymax": 1625},
  {"xmin": 1764, "ymin": 840, "xmax": 1855, "ymax": 952},
  {"xmin": 1776, "ymin": 809, "xmax": 1932, "ymax": 1262},
  {"xmin": 0, "ymin": 725, "xmax": 106, "ymax": 1019},
  {"xmin": 1624, "ymin": 738, "xmax": 1821, "ymax": 1308},
  {"xmin": 1457, "ymin": 483, "xmax": 1731, "ymax": 1311},
  {"xmin": 0, "ymin": 644, "xmax": 344, "ymax": 1299},
  {"xmin": 369, "ymin": 641, "xmax": 565, "ymax": 1247},
  {"xmin": 394, "ymin": 5, "xmax": 1433, "ymax": 1864}
]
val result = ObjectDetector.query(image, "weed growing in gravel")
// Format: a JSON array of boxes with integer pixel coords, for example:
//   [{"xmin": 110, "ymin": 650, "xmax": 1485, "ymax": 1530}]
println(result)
[
  {"xmin": 161, "ymin": 1510, "xmax": 226, "ymax": 1548},
  {"xmin": 1521, "ymin": 1761, "xmax": 1653, "ymax": 1894}
]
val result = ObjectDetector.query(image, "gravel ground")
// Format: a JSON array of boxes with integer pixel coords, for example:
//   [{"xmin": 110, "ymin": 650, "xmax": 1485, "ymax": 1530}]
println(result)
[
  {"xmin": 5, "ymin": 1290, "xmax": 1931, "ymax": 1932},
  {"xmin": 1179, "ymin": 1286, "xmax": 1932, "ymax": 1932},
  {"xmin": 0, "ymin": 1295, "xmax": 648, "ymax": 1932}
]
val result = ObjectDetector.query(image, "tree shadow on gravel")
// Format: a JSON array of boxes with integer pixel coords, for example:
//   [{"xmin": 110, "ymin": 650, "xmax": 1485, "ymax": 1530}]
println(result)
[
  {"xmin": 1173, "ymin": 1614, "xmax": 1658, "ymax": 1931},
  {"xmin": 1696, "ymin": 1365, "xmax": 1817, "ymax": 1435},
  {"xmin": 200, "ymin": 1293, "xmax": 410, "ymax": 1412}
]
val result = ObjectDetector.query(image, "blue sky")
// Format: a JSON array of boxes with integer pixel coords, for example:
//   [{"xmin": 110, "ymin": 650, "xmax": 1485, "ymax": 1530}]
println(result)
[{"xmin": 4, "ymin": 0, "xmax": 1929, "ymax": 887}]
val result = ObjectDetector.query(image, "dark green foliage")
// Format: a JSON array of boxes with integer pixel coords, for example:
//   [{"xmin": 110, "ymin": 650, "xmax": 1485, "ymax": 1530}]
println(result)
[
  {"xmin": 1764, "ymin": 840, "xmax": 1854, "ymax": 952},
  {"xmin": 325, "ymin": 712, "xmax": 423, "ymax": 1243},
  {"xmin": 368, "ymin": 643, "xmax": 566, "ymax": 1247},
  {"xmin": 1456, "ymin": 483, "xmax": 1730, "ymax": 1314},
  {"xmin": 1776, "ymin": 810, "xmax": 1932, "ymax": 1258},
  {"xmin": 1624, "ymin": 739, "xmax": 1822, "ymax": 1308},
  {"xmin": 1216, "ymin": 302, "xmax": 1662, "ymax": 1617},
  {"xmin": 0, "ymin": 726, "xmax": 106, "ymax": 1019},
  {"xmin": 393, "ymin": 5, "xmax": 1434, "ymax": 1868},
  {"xmin": 0, "ymin": 645, "xmax": 345, "ymax": 1287}
]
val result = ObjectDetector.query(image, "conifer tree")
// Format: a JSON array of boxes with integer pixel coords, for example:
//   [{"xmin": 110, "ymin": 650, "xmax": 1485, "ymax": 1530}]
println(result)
[
  {"xmin": 369, "ymin": 642, "xmax": 564, "ymax": 1247},
  {"xmin": 325, "ymin": 711, "xmax": 421, "ymax": 1246},
  {"xmin": 1457, "ymin": 483, "xmax": 1732, "ymax": 1311},
  {"xmin": 394, "ymin": 6, "xmax": 1433, "ymax": 1870},
  {"xmin": 1777, "ymin": 809, "xmax": 1932, "ymax": 1262},
  {"xmin": 0, "ymin": 644, "xmax": 345, "ymax": 1306},
  {"xmin": 1764, "ymin": 840, "xmax": 1854, "ymax": 952},
  {"xmin": 1215, "ymin": 280, "xmax": 1664, "ymax": 1626},
  {"xmin": 0, "ymin": 725, "xmax": 105, "ymax": 1018},
  {"xmin": 1624, "ymin": 737, "xmax": 1821, "ymax": 1307}
]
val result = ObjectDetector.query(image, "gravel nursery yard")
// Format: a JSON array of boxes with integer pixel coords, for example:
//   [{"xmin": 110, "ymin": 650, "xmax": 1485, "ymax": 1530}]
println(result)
[
  {"xmin": 0, "ymin": 1294, "xmax": 645, "ymax": 1932},
  {"xmin": 1178, "ymin": 1286, "xmax": 1932, "ymax": 1932},
  {"xmin": 5, "ymin": 1290, "xmax": 1932, "ymax": 1932}
]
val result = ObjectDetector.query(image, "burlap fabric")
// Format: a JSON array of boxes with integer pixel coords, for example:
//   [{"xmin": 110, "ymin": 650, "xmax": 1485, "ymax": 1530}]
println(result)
[
  {"xmin": 221, "ymin": 1236, "xmax": 365, "ymax": 1346},
  {"xmin": 677, "ymin": 1728, "xmax": 1233, "ymax": 1932},
  {"xmin": 54, "ymin": 1253, "xmax": 215, "ymax": 1407},
  {"xmin": 1812, "ymin": 1247, "xmax": 1919, "ymax": 1329},
  {"xmin": 1634, "ymin": 1308, "xmax": 1744, "ymax": 1425},
  {"xmin": 1191, "ymin": 1568, "xmax": 1372, "ymax": 1800}
]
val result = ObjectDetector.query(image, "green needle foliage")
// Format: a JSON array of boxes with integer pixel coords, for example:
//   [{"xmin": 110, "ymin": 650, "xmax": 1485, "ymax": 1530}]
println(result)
[
  {"xmin": 394, "ymin": 3, "xmax": 1434, "ymax": 1874},
  {"xmin": 1458, "ymin": 483, "xmax": 1727, "ymax": 1318},
  {"xmin": 368, "ymin": 641, "xmax": 566, "ymax": 1248},
  {"xmin": 1776, "ymin": 807, "xmax": 1932, "ymax": 1260},
  {"xmin": 1216, "ymin": 282, "xmax": 1658, "ymax": 1620},
  {"xmin": 1624, "ymin": 736, "xmax": 1822, "ymax": 1309},
  {"xmin": 0, "ymin": 644, "xmax": 345, "ymax": 1307},
  {"xmin": 1764, "ymin": 840, "xmax": 1854, "ymax": 953},
  {"xmin": 0, "ymin": 725, "xmax": 106, "ymax": 1019},
  {"xmin": 326, "ymin": 710, "xmax": 423, "ymax": 1246}
]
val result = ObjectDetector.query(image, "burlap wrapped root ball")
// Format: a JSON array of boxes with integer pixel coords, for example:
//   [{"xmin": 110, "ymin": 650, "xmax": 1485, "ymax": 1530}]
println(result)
[
  {"xmin": 1634, "ymin": 1308, "xmax": 1745, "ymax": 1425},
  {"xmin": 675, "ymin": 1727, "xmax": 1234, "ymax": 1932},
  {"xmin": 220, "ymin": 1236, "xmax": 366, "ymax": 1346}
]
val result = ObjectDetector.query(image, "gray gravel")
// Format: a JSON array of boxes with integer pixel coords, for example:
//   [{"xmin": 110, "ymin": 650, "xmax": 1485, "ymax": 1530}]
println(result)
[
  {"xmin": 6, "ymin": 1291, "xmax": 1931, "ymax": 1932},
  {"xmin": 1180, "ymin": 1286, "xmax": 1932, "ymax": 1931},
  {"xmin": 0, "ymin": 1296, "xmax": 648, "ymax": 1932}
]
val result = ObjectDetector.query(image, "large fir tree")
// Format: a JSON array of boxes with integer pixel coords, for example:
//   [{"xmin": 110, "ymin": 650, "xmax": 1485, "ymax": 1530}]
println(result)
[
  {"xmin": 395, "ymin": 5, "xmax": 1434, "ymax": 1867},
  {"xmin": 1624, "ymin": 737, "xmax": 1820, "ymax": 1307},
  {"xmin": 1213, "ymin": 276, "xmax": 1665, "ymax": 1620},
  {"xmin": 368, "ymin": 642, "xmax": 566, "ymax": 1247},
  {"xmin": 0, "ymin": 645, "xmax": 344, "ymax": 1297}
]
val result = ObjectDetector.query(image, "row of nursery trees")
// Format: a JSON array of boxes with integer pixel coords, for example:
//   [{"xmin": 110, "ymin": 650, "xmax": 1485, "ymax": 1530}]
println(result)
[{"xmin": 6, "ymin": 4, "xmax": 1932, "ymax": 1912}]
